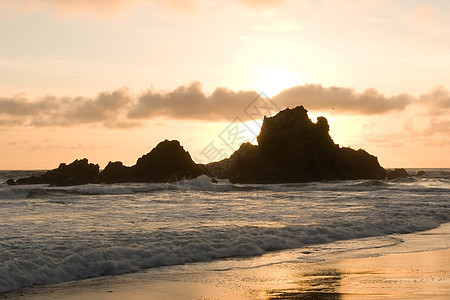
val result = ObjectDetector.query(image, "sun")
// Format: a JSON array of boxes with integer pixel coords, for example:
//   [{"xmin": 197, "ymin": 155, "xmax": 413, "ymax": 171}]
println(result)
[{"xmin": 250, "ymin": 67, "xmax": 304, "ymax": 97}]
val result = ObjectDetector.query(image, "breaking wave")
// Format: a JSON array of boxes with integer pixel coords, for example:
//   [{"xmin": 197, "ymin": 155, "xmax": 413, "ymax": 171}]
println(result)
[
  {"xmin": 1, "ymin": 215, "xmax": 448, "ymax": 293},
  {"xmin": 0, "ymin": 169, "xmax": 449, "ymax": 294}
]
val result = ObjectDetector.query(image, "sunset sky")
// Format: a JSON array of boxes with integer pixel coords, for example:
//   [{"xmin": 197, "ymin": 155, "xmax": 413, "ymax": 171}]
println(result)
[{"xmin": 1, "ymin": 0, "xmax": 449, "ymax": 170}]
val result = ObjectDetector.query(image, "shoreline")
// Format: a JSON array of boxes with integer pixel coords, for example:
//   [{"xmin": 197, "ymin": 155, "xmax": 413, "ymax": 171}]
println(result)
[{"xmin": 4, "ymin": 223, "xmax": 450, "ymax": 299}]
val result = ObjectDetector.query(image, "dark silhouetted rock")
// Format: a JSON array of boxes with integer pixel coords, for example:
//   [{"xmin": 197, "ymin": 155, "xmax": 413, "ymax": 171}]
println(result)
[
  {"xmin": 10, "ymin": 140, "xmax": 207, "ymax": 186},
  {"xmin": 14, "ymin": 158, "xmax": 99, "ymax": 186},
  {"xmin": 207, "ymin": 106, "xmax": 386, "ymax": 183},
  {"xmin": 207, "ymin": 142, "xmax": 257, "ymax": 181},
  {"xmin": 131, "ymin": 140, "xmax": 205, "ymax": 182},
  {"xmin": 98, "ymin": 161, "xmax": 132, "ymax": 183},
  {"xmin": 97, "ymin": 139, "xmax": 206, "ymax": 183},
  {"xmin": 6, "ymin": 179, "xmax": 17, "ymax": 185},
  {"xmin": 386, "ymin": 168, "xmax": 410, "ymax": 180},
  {"xmin": 9, "ymin": 106, "xmax": 388, "ymax": 186},
  {"xmin": 335, "ymin": 147, "xmax": 387, "ymax": 180}
]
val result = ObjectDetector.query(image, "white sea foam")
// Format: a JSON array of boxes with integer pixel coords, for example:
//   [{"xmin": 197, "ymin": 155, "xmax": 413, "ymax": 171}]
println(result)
[{"xmin": 168, "ymin": 175, "xmax": 234, "ymax": 192}]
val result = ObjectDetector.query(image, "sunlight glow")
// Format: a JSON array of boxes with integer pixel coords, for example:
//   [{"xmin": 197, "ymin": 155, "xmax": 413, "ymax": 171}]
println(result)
[
  {"xmin": 243, "ymin": 120, "xmax": 263, "ymax": 145},
  {"xmin": 250, "ymin": 67, "xmax": 305, "ymax": 97},
  {"xmin": 307, "ymin": 112, "xmax": 363, "ymax": 149}
]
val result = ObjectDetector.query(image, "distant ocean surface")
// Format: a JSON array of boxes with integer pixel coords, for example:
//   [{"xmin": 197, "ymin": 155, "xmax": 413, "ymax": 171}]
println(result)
[{"xmin": 1, "ymin": 169, "xmax": 449, "ymax": 294}]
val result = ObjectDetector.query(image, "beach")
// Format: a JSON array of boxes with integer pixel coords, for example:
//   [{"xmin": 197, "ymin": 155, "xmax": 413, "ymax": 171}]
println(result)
[{"xmin": 6, "ymin": 223, "xmax": 450, "ymax": 299}]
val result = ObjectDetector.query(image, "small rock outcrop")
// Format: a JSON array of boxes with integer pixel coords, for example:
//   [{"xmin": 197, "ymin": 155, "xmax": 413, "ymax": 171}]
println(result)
[
  {"xmin": 6, "ymin": 179, "xmax": 16, "ymax": 185},
  {"xmin": 207, "ymin": 106, "xmax": 386, "ymax": 183},
  {"xmin": 9, "ymin": 159, "xmax": 99, "ymax": 186},
  {"xmin": 386, "ymin": 168, "xmax": 410, "ymax": 180},
  {"xmin": 415, "ymin": 171, "xmax": 426, "ymax": 177},
  {"xmin": 97, "ymin": 161, "xmax": 132, "ymax": 183}
]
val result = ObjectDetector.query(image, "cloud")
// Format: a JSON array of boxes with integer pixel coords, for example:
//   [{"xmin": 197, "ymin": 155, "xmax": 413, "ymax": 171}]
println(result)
[
  {"xmin": 0, "ymin": 88, "xmax": 139, "ymax": 128},
  {"xmin": 0, "ymin": 0, "xmax": 147, "ymax": 18},
  {"xmin": 44, "ymin": 0, "xmax": 143, "ymax": 14},
  {"xmin": 0, "ymin": 95, "xmax": 57, "ymax": 116},
  {"xmin": 0, "ymin": 0, "xmax": 283, "ymax": 18},
  {"xmin": 161, "ymin": 0, "xmax": 196, "ymax": 13},
  {"xmin": 425, "ymin": 119, "xmax": 450, "ymax": 136},
  {"xmin": 1, "ymin": 83, "xmax": 447, "ymax": 128},
  {"xmin": 272, "ymin": 84, "xmax": 412, "ymax": 115},
  {"xmin": 407, "ymin": 5, "xmax": 440, "ymax": 23},
  {"xmin": 419, "ymin": 86, "xmax": 450, "ymax": 115},
  {"xmin": 404, "ymin": 5, "xmax": 449, "ymax": 35},
  {"xmin": 128, "ymin": 82, "xmax": 260, "ymax": 121},
  {"xmin": 236, "ymin": 0, "xmax": 284, "ymax": 8},
  {"xmin": 0, "ymin": 0, "xmax": 196, "ymax": 18},
  {"xmin": 0, "ymin": 82, "xmax": 261, "ymax": 127}
]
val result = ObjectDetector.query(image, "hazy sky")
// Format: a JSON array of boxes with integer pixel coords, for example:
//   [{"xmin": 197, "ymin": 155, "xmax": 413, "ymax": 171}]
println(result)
[{"xmin": 1, "ymin": 0, "xmax": 449, "ymax": 169}]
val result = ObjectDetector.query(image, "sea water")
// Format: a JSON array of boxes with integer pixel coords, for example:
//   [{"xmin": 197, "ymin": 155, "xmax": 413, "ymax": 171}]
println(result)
[{"xmin": 0, "ymin": 169, "xmax": 449, "ymax": 294}]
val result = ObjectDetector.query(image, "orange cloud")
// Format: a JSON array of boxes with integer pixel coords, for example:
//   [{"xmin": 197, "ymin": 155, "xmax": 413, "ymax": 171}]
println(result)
[
  {"xmin": 0, "ymin": 0, "xmax": 284, "ymax": 17},
  {"xmin": 0, "ymin": 0, "xmax": 146, "ymax": 17},
  {"xmin": 128, "ymin": 82, "xmax": 260, "ymax": 121},
  {"xmin": 272, "ymin": 84, "xmax": 412, "ymax": 115},
  {"xmin": 161, "ymin": 0, "xmax": 196, "ymax": 13},
  {"xmin": 407, "ymin": 5, "xmax": 440, "ymax": 23},
  {"xmin": 2, "ymin": 83, "xmax": 446, "ymax": 128},
  {"xmin": 236, "ymin": 0, "xmax": 284, "ymax": 8},
  {"xmin": 0, "ymin": 0, "xmax": 200, "ymax": 18},
  {"xmin": 0, "ymin": 88, "xmax": 138, "ymax": 128},
  {"xmin": 419, "ymin": 86, "xmax": 450, "ymax": 115},
  {"xmin": 425, "ymin": 119, "xmax": 450, "ymax": 136}
]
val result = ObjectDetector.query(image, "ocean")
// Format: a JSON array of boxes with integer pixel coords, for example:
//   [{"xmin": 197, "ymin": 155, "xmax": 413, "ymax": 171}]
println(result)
[{"xmin": 1, "ymin": 169, "xmax": 449, "ymax": 294}]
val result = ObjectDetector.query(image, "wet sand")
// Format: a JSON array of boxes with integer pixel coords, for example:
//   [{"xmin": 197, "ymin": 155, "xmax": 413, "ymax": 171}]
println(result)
[{"xmin": 5, "ymin": 226, "xmax": 450, "ymax": 299}]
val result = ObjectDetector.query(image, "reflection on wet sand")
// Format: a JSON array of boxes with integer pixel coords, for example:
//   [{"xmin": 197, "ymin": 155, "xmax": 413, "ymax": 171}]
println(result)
[{"xmin": 267, "ymin": 269, "xmax": 342, "ymax": 299}]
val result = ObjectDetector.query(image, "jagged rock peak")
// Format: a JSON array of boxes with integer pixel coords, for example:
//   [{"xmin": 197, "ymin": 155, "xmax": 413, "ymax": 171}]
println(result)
[
  {"xmin": 130, "ymin": 139, "xmax": 204, "ymax": 183},
  {"xmin": 257, "ymin": 106, "xmax": 333, "ymax": 149},
  {"xmin": 208, "ymin": 105, "xmax": 385, "ymax": 183},
  {"xmin": 9, "ymin": 158, "xmax": 99, "ymax": 186}
]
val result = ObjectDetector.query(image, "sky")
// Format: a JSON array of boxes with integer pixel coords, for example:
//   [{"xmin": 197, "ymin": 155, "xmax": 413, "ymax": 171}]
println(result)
[{"xmin": 1, "ymin": 0, "xmax": 449, "ymax": 169}]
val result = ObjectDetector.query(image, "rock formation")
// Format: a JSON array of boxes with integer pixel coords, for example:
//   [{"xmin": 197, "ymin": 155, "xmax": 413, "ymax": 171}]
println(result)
[
  {"xmin": 8, "ymin": 106, "xmax": 389, "ymax": 186},
  {"xmin": 415, "ymin": 170, "xmax": 426, "ymax": 177},
  {"xmin": 207, "ymin": 106, "xmax": 386, "ymax": 183},
  {"xmin": 99, "ymin": 139, "xmax": 205, "ymax": 183},
  {"xmin": 386, "ymin": 168, "xmax": 410, "ymax": 180},
  {"xmin": 8, "ymin": 159, "xmax": 99, "ymax": 186},
  {"xmin": 132, "ymin": 140, "xmax": 204, "ymax": 182},
  {"xmin": 9, "ymin": 140, "xmax": 205, "ymax": 186},
  {"xmin": 97, "ymin": 161, "xmax": 132, "ymax": 183}
]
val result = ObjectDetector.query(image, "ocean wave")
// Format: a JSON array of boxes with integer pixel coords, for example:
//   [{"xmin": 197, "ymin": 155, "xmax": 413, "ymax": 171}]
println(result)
[
  {"xmin": 0, "ymin": 179, "xmax": 377, "ymax": 199},
  {"xmin": 0, "ymin": 184, "xmax": 163, "ymax": 199},
  {"xmin": 1, "ymin": 215, "xmax": 448, "ymax": 294},
  {"xmin": 0, "ymin": 176, "xmax": 235, "ymax": 200},
  {"xmin": 1, "ymin": 169, "xmax": 449, "ymax": 294},
  {"xmin": 0, "ymin": 176, "xmax": 447, "ymax": 200}
]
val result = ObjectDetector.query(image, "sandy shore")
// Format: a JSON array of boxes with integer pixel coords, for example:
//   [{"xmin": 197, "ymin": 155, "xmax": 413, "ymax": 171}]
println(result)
[{"xmin": 5, "ymin": 225, "xmax": 450, "ymax": 299}]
